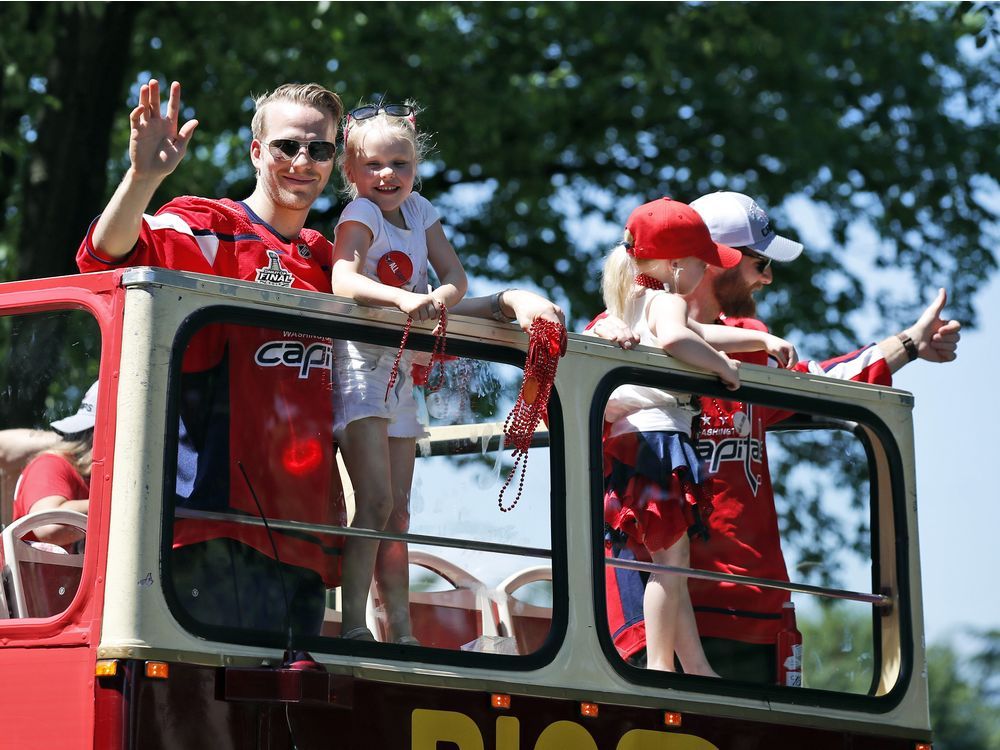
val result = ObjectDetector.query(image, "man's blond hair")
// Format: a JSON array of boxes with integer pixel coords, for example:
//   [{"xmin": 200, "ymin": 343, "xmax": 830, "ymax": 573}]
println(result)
[{"xmin": 251, "ymin": 83, "xmax": 344, "ymax": 140}]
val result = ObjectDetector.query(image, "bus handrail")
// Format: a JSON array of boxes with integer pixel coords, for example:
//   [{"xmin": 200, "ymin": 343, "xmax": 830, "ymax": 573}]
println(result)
[
  {"xmin": 607, "ymin": 557, "xmax": 892, "ymax": 608},
  {"xmin": 174, "ymin": 507, "xmax": 552, "ymax": 559},
  {"xmin": 173, "ymin": 509, "xmax": 889, "ymax": 607}
]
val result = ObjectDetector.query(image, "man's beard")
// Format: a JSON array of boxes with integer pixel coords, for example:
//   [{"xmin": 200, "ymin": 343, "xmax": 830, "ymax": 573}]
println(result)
[{"xmin": 712, "ymin": 268, "xmax": 758, "ymax": 318}]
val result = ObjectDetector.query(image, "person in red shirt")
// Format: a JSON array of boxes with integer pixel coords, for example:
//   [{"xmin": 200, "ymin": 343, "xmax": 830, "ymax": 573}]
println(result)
[
  {"xmin": 12, "ymin": 382, "xmax": 97, "ymax": 548},
  {"xmin": 592, "ymin": 191, "xmax": 961, "ymax": 680},
  {"xmin": 77, "ymin": 79, "xmax": 347, "ymax": 637}
]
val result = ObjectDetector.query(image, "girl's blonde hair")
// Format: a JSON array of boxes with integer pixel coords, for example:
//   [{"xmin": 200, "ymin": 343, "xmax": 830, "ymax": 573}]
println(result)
[
  {"xmin": 601, "ymin": 230, "xmax": 639, "ymax": 319},
  {"xmin": 45, "ymin": 429, "xmax": 94, "ymax": 480},
  {"xmin": 338, "ymin": 101, "xmax": 432, "ymax": 199}
]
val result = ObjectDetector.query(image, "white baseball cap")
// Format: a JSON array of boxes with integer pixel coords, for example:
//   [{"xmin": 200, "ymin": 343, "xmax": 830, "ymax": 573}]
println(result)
[
  {"xmin": 689, "ymin": 191, "xmax": 803, "ymax": 262},
  {"xmin": 50, "ymin": 381, "xmax": 98, "ymax": 435}
]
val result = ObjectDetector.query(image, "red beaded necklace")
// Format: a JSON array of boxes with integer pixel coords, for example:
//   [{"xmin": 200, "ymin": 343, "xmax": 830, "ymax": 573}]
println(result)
[
  {"xmin": 634, "ymin": 273, "xmax": 664, "ymax": 290},
  {"xmin": 385, "ymin": 304, "xmax": 449, "ymax": 402},
  {"xmin": 497, "ymin": 318, "xmax": 566, "ymax": 512}
]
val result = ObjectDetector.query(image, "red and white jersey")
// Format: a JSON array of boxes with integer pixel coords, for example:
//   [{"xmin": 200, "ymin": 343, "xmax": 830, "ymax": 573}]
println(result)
[
  {"xmin": 78, "ymin": 196, "xmax": 333, "ymax": 291},
  {"xmin": 77, "ymin": 197, "xmax": 346, "ymax": 585},
  {"xmin": 688, "ymin": 317, "xmax": 892, "ymax": 643}
]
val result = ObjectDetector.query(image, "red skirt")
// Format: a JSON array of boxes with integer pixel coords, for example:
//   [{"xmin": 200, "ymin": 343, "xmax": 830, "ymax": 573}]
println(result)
[{"xmin": 603, "ymin": 430, "xmax": 712, "ymax": 553}]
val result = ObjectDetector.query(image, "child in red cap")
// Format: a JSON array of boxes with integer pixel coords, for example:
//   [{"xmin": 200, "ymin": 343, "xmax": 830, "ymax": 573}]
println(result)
[{"xmin": 601, "ymin": 197, "xmax": 797, "ymax": 675}]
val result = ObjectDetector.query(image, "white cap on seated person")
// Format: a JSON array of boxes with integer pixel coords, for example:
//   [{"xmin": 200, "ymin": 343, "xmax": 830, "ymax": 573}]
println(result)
[
  {"xmin": 49, "ymin": 381, "xmax": 98, "ymax": 436},
  {"xmin": 689, "ymin": 191, "xmax": 803, "ymax": 262}
]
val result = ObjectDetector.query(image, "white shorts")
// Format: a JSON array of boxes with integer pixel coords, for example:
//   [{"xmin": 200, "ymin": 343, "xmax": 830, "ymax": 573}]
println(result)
[{"xmin": 332, "ymin": 340, "xmax": 429, "ymax": 439}]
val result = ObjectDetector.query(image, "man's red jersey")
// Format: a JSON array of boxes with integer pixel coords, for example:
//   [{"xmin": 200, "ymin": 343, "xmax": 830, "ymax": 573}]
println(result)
[
  {"xmin": 78, "ymin": 197, "xmax": 346, "ymax": 585},
  {"xmin": 688, "ymin": 317, "xmax": 891, "ymax": 643}
]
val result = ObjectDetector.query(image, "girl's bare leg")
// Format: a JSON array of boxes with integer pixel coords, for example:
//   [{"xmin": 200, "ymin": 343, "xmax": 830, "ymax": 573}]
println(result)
[
  {"xmin": 673, "ymin": 584, "xmax": 719, "ymax": 677},
  {"xmin": 644, "ymin": 540, "xmax": 684, "ymax": 672},
  {"xmin": 652, "ymin": 535, "xmax": 719, "ymax": 677},
  {"xmin": 643, "ymin": 535, "xmax": 718, "ymax": 677},
  {"xmin": 374, "ymin": 437, "xmax": 417, "ymax": 641},
  {"xmin": 338, "ymin": 417, "xmax": 393, "ymax": 636}
]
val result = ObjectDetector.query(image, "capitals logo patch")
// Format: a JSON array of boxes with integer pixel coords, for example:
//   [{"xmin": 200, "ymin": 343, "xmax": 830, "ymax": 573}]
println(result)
[{"xmin": 255, "ymin": 250, "xmax": 295, "ymax": 287}]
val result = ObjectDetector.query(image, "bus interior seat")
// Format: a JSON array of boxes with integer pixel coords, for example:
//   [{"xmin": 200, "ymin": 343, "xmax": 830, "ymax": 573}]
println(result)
[
  {"xmin": 370, "ymin": 550, "xmax": 498, "ymax": 649},
  {"xmin": 494, "ymin": 565, "xmax": 553, "ymax": 655},
  {"xmin": 1, "ymin": 510, "xmax": 87, "ymax": 618}
]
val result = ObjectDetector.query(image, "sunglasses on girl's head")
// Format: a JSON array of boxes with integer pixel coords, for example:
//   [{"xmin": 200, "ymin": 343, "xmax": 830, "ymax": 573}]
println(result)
[
  {"xmin": 343, "ymin": 102, "xmax": 415, "ymax": 144},
  {"xmin": 739, "ymin": 248, "xmax": 772, "ymax": 275},
  {"xmin": 347, "ymin": 103, "xmax": 415, "ymax": 121},
  {"xmin": 266, "ymin": 138, "xmax": 336, "ymax": 163}
]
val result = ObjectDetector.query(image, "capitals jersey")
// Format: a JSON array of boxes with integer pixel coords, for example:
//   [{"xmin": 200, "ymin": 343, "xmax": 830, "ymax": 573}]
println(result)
[
  {"xmin": 688, "ymin": 317, "xmax": 890, "ymax": 643},
  {"xmin": 77, "ymin": 197, "xmax": 346, "ymax": 585}
]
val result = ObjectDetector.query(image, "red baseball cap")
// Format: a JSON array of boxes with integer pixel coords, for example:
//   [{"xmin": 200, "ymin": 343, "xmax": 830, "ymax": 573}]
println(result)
[{"xmin": 625, "ymin": 197, "xmax": 741, "ymax": 268}]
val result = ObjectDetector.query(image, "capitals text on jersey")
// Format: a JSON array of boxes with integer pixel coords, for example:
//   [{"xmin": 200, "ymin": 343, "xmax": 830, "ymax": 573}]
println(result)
[{"xmin": 254, "ymin": 340, "xmax": 332, "ymax": 378}]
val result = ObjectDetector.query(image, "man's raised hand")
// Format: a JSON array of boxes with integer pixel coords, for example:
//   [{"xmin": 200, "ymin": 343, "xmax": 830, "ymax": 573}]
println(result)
[
  {"xmin": 906, "ymin": 288, "xmax": 962, "ymax": 364},
  {"xmin": 129, "ymin": 79, "xmax": 199, "ymax": 180}
]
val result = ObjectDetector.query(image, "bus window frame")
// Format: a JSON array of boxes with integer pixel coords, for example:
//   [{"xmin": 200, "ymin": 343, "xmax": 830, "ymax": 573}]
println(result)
[
  {"xmin": 767, "ymin": 414, "xmax": 888, "ymax": 699},
  {"xmin": 0, "ymin": 293, "xmax": 116, "ymax": 640},
  {"xmin": 159, "ymin": 304, "xmax": 568, "ymax": 669},
  {"xmin": 589, "ymin": 365, "xmax": 913, "ymax": 713}
]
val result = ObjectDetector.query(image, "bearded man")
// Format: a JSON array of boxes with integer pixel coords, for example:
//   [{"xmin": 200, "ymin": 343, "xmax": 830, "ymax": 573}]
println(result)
[{"xmin": 592, "ymin": 191, "xmax": 961, "ymax": 681}]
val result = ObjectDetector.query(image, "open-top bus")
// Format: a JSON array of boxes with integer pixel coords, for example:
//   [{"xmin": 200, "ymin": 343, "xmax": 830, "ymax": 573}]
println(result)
[{"xmin": 0, "ymin": 268, "xmax": 932, "ymax": 749}]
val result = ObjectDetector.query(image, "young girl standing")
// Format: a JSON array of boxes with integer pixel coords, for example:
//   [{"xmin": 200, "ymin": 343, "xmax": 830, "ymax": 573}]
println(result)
[
  {"xmin": 331, "ymin": 100, "xmax": 468, "ymax": 644},
  {"xmin": 601, "ymin": 197, "xmax": 796, "ymax": 674}
]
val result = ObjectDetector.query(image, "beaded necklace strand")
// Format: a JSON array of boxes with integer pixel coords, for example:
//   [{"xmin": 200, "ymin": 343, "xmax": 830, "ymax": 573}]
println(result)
[
  {"xmin": 634, "ymin": 273, "xmax": 665, "ymax": 291},
  {"xmin": 497, "ymin": 318, "xmax": 566, "ymax": 512},
  {"xmin": 385, "ymin": 304, "xmax": 448, "ymax": 402}
]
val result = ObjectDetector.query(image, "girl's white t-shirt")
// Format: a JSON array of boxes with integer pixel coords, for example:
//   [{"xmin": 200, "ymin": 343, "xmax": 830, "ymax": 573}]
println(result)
[
  {"xmin": 605, "ymin": 287, "xmax": 701, "ymax": 436},
  {"xmin": 335, "ymin": 192, "xmax": 440, "ymax": 294}
]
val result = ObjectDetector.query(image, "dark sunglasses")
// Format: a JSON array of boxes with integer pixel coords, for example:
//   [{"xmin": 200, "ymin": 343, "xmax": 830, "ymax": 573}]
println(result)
[
  {"xmin": 343, "ymin": 100, "xmax": 415, "ymax": 143},
  {"xmin": 266, "ymin": 138, "xmax": 336, "ymax": 163},
  {"xmin": 739, "ymin": 248, "xmax": 772, "ymax": 275},
  {"xmin": 347, "ymin": 103, "xmax": 414, "ymax": 121}
]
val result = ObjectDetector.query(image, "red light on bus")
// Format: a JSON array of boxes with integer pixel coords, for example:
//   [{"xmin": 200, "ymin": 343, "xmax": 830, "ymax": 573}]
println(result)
[
  {"xmin": 915, "ymin": 744, "xmax": 932, "ymax": 750},
  {"xmin": 491, "ymin": 694, "xmax": 511, "ymax": 710},
  {"xmin": 664, "ymin": 711, "xmax": 683, "ymax": 727},
  {"xmin": 580, "ymin": 702, "xmax": 599, "ymax": 718},
  {"xmin": 282, "ymin": 437, "xmax": 322, "ymax": 475},
  {"xmin": 95, "ymin": 659, "xmax": 118, "ymax": 678},
  {"xmin": 145, "ymin": 661, "xmax": 170, "ymax": 680}
]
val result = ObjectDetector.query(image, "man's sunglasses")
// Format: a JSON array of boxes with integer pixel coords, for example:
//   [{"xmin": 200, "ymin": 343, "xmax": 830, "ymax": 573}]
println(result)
[
  {"xmin": 267, "ymin": 139, "xmax": 336, "ymax": 163},
  {"xmin": 739, "ymin": 248, "xmax": 772, "ymax": 275}
]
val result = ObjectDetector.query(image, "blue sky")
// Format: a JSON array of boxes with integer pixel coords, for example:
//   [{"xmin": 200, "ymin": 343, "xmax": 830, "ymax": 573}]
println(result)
[
  {"xmin": 893, "ymin": 271, "xmax": 999, "ymax": 645},
  {"xmin": 783, "ymin": 195, "xmax": 999, "ymax": 647}
]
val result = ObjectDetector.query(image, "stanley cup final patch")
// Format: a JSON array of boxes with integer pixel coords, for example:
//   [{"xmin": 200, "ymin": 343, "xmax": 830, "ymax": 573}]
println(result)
[{"xmin": 255, "ymin": 250, "xmax": 295, "ymax": 287}]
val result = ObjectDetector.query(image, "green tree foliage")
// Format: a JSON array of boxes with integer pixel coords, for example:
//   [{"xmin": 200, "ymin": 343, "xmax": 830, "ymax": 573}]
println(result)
[
  {"xmin": 927, "ymin": 630, "xmax": 1000, "ymax": 750},
  {"xmin": 1, "ymin": 0, "xmax": 994, "ymax": 574},
  {"xmin": 2, "ymin": 2, "xmax": 996, "ymax": 337},
  {"xmin": 799, "ymin": 601, "xmax": 874, "ymax": 694},
  {"xmin": 800, "ymin": 610, "xmax": 1000, "ymax": 748}
]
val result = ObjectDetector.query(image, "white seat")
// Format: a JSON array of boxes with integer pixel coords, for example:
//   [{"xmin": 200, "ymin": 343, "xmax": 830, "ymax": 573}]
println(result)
[
  {"xmin": 1, "ymin": 509, "xmax": 87, "ymax": 618},
  {"xmin": 369, "ymin": 550, "xmax": 498, "ymax": 648},
  {"xmin": 493, "ymin": 565, "xmax": 553, "ymax": 655}
]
